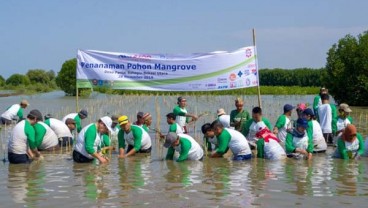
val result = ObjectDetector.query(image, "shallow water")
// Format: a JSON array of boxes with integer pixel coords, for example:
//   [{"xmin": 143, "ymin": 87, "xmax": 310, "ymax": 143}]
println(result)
[{"xmin": 1, "ymin": 91, "xmax": 368, "ymax": 207}]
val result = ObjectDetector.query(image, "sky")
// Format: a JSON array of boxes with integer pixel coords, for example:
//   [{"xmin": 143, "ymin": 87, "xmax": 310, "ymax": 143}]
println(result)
[{"xmin": 0, "ymin": 0, "xmax": 367, "ymax": 78}]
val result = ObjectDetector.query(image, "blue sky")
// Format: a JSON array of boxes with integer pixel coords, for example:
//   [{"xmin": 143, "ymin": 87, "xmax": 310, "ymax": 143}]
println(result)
[{"xmin": 0, "ymin": 0, "xmax": 367, "ymax": 78}]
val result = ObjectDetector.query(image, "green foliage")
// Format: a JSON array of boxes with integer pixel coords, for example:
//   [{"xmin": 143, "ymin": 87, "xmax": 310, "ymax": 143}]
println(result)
[
  {"xmin": 0, "ymin": 75, "xmax": 5, "ymax": 87},
  {"xmin": 6, "ymin": 74, "xmax": 30, "ymax": 86},
  {"xmin": 56, "ymin": 58, "xmax": 77, "ymax": 95},
  {"xmin": 46, "ymin": 70, "xmax": 56, "ymax": 81},
  {"xmin": 259, "ymin": 68, "xmax": 326, "ymax": 87},
  {"xmin": 325, "ymin": 31, "xmax": 368, "ymax": 105},
  {"xmin": 26, "ymin": 69, "xmax": 51, "ymax": 85}
]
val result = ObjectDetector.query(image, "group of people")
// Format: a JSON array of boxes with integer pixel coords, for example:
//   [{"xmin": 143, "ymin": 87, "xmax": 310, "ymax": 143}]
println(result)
[{"xmin": 1, "ymin": 88, "xmax": 367, "ymax": 164}]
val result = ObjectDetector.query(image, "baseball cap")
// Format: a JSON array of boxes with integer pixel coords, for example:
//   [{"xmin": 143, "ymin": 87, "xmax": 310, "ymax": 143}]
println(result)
[
  {"xmin": 297, "ymin": 103, "xmax": 307, "ymax": 111},
  {"xmin": 20, "ymin": 99, "xmax": 30, "ymax": 106},
  {"xmin": 339, "ymin": 103, "xmax": 352, "ymax": 113},
  {"xmin": 302, "ymin": 108, "xmax": 314, "ymax": 116},
  {"xmin": 296, "ymin": 118, "xmax": 308, "ymax": 129},
  {"xmin": 164, "ymin": 132, "xmax": 178, "ymax": 148},
  {"xmin": 217, "ymin": 108, "xmax": 226, "ymax": 116},
  {"xmin": 79, "ymin": 109, "xmax": 88, "ymax": 118},
  {"xmin": 29, "ymin": 109, "xmax": 43, "ymax": 121},
  {"xmin": 118, "ymin": 115, "xmax": 129, "ymax": 125},
  {"xmin": 283, "ymin": 104, "xmax": 294, "ymax": 113},
  {"xmin": 44, "ymin": 113, "xmax": 53, "ymax": 120},
  {"xmin": 100, "ymin": 116, "xmax": 113, "ymax": 132}
]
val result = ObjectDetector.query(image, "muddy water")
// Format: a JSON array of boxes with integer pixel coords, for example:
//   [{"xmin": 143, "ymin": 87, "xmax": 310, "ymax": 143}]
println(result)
[{"xmin": 1, "ymin": 91, "xmax": 368, "ymax": 207}]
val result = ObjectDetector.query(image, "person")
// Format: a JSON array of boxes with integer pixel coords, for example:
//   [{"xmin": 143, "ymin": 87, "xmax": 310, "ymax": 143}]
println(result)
[
  {"xmin": 296, "ymin": 103, "xmax": 307, "ymax": 119},
  {"xmin": 202, "ymin": 123, "xmax": 218, "ymax": 152},
  {"xmin": 44, "ymin": 115, "xmax": 74, "ymax": 147},
  {"xmin": 285, "ymin": 118, "xmax": 313, "ymax": 160},
  {"xmin": 34, "ymin": 115, "xmax": 59, "ymax": 151},
  {"xmin": 208, "ymin": 120, "xmax": 252, "ymax": 161},
  {"xmin": 317, "ymin": 94, "xmax": 337, "ymax": 144},
  {"xmin": 1, "ymin": 99, "xmax": 29, "ymax": 125},
  {"xmin": 230, "ymin": 98, "xmax": 250, "ymax": 131},
  {"xmin": 134, "ymin": 112, "xmax": 145, "ymax": 127},
  {"xmin": 73, "ymin": 116, "xmax": 113, "ymax": 163},
  {"xmin": 255, "ymin": 122, "xmax": 286, "ymax": 160},
  {"xmin": 117, "ymin": 115, "xmax": 152, "ymax": 158},
  {"xmin": 8, "ymin": 109, "xmax": 43, "ymax": 164},
  {"xmin": 333, "ymin": 124, "xmax": 364, "ymax": 160},
  {"xmin": 173, "ymin": 97, "xmax": 198, "ymax": 133},
  {"xmin": 217, "ymin": 108, "xmax": 231, "ymax": 128},
  {"xmin": 142, "ymin": 113, "xmax": 152, "ymax": 133},
  {"xmin": 242, "ymin": 107, "xmax": 272, "ymax": 148},
  {"xmin": 302, "ymin": 108, "xmax": 327, "ymax": 153},
  {"xmin": 62, "ymin": 109, "xmax": 88, "ymax": 133},
  {"xmin": 109, "ymin": 115, "xmax": 120, "ymax": 147},
  {"xmin": 273, "ymin": 104, "xmax": 294, "ymax": 143},
  {"xmin": 313, "ymin": 87, "xmax": 328, "ymax": 116},
  {"xmin": 165, "ymin": 113, "xmax": 184, "ymax": 135},
  {"xmin": 333, "ymin": 103, "xmax": 353, "ymax": 143},
  {"xmin": 164, "ymin": 132, "xmax": 203, "ymax": 162}
]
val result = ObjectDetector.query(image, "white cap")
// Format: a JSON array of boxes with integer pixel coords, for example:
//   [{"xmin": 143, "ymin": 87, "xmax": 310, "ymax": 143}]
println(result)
[
  {"xmin": 100, "ymin": 116, "xmax": 113, "ymax": 132},
  {"xmin": 255, "ymin": 122, "xmax": 267, "ymax": 133}
]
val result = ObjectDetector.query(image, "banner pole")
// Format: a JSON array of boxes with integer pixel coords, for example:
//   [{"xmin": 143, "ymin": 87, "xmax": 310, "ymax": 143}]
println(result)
[
  {"xmin": 75, "ymin": 57, "xmax": 79, "ymax": 112},
  {"xmin": 253, "ymin": 28, "xmax": 262, "ymax": 108}
]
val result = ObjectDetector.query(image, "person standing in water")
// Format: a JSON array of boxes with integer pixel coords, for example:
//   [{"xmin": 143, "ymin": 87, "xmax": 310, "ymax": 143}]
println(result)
[
  {"xmin": 62, "ymin": 109, "xmax": 88, "ymax": 133},
  {"xmin": 173, "ymin": 97, "xmax": 198, "ymax": 133},
  {"xmin": 333, "ymin": 103, "xmax": 353, "ymax": 144},
  {"xmin": 285, "ymin": 118, "xmax": 313, "ymax": 160},
  {"xmin": 302, "ymin": 108, "xmax": 327, "ymax": 153},
  {"xmin": 1, "ymin": 99, "xmax": 29, "ymax": 125},
  {"xmin": 317, "ymin": 94, "xmax": 337, "ymax": 144},
  {"xmin": 230, "ymin": 98, "xmax": 250, "ymax": 131},
  {"xmin": 273, "ymin": 104, "xmax": 294, "ymax": 144},
  {"xmin": 242, "ymin": 107, "xmax": 272, "ymax": 149},
  {"xmin": 44, "ymin": 114, "xmax": 74, "ymax": 147},
  {"xmin": 8, "ymin": 109, "xmax": 43, "ymax": 164},
  {"xmin": 313, "ymin": 87, "xmax": 328, "ymax": 116},
  {"xmin": 142, "ymin": 113, "xmax": 152, "ymax": 133}
]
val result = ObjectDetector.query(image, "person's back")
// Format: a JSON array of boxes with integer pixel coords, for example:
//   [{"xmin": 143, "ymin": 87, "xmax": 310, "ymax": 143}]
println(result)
[
  {"xmin": 318, "ymin": 103, "xmax": 332, "ymax": 133},
  {"xmin": 218, "ymin": 114, "xmax": 231, "ymax": 128},
  {"xmin": 46, "ymin": 118, "xmax": 73, "ymax": 138},
  {"xmin": 34, "ymin": 121, "xmax": 58, "ymax": 150},
  {"xmin": 176, "ymin": 133, "xmax": 203, "ymax": 160},
  {"xmin": 225, "ymin": 128, "xmax": 251, "ymax": 156}
]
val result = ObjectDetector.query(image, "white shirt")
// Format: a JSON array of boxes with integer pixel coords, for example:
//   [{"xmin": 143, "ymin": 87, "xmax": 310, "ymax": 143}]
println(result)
[
  {"xmin": 247, "ymin": 121, "xmax": 266, "ymax": 146},
  {"xmin": 1, "ymin": 104, "xmax": 21, "ymax": 120},
  {"xmin": 336, "ymin": 118, "xmax": 351, "ymax": 132},
  {"xmin": 62, "ymin": 113, "xmax": 78, "ymax": 123},
  {"xmin": 292, "ymin": 133, "xmax": 309, "ymax": 151},
  {"xmin": 74, "ymin": 123, "xmax": 101, "ymax": 159},
  {"xmin": 174, "ymin": 134, "xmax": 203, "ymax": 160},
  {"xmin": 37, "ymin": 122, "xmax": 58, "ymax": 150},
  {"xmin": 277, "ymin": 116, "xmax": 292, "ymax": 143},
  {"xmin": 8, "ymin": 120, "xmax": 29, "ymax": 154},
  {"xmin": 123, "ymin": 125, "xmax": 152, "ymax": 150},
  {"xmin": 47, "ymin": 118, "xmax": 73, "ymax": 138},
  {"xmin": 311, "ymin": 120, "xmax": 327, "ymax": 151},
  {"xmin": 218, "ymin": 115, "xmax": 231, "ymax": 128},
  {"xmin": 225, "ymin": 128, "xmax": 251, "ymax": 156},
  {"xmin": 264, "ymin": 139, "xmax": 286, "ymax": 160},
  {"xmin": 318, "ymin": 104, "xmax": 332, "ymax": 133}
]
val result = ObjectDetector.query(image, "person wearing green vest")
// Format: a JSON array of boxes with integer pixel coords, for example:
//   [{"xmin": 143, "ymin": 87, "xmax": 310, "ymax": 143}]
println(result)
[
  {"xmin": 333, "ymin": 124, "xmax": 364, "ymax": 160},
  {"xmin": 142, "ymin": 112, "xmax": 152, "ymax": 133},
  {"xmin": 8, "ymin": 109, "xmax": 43, "ymax": 164},
  {"xmin": 273, "ymin": 104, "xmax": 294, "ymax": 143},
  {"xmin": 173, "ymin": 97, "xmax": 198, "ymax": 133},
  {"xmin": 118, "ymin": 115, "xmax": 152, "ymax": 158},
  {"xmin": 317, "ymin": 94, "xmax": 337, "ymax": 144},
  {"xmin": 62, "ymin": 109, "xmax": 88, "ymax": 133},
  {"xmin": 230, "ymin": 97, "xmax": 250, "ymax": 131},
  {"xmin": 285, "ymin": 118, "xmax": 313, "ymax": 160},
  {"xmin": 73, "ymin": 116, "xmax": 113, "ymax": 163},
  {"xmin": 333, "ymin": 103, "xmax": 353, "ymax": 143},
  {"xmin": 313, "ymin": 87, "xmax": 328, "ymax": 116},
  {"xmin": 1, "ymin": 99, "xmax": 29, "ymax": 125},
  {"xmin": 164, "ymin": 132, "xmax": 203, "ymax": 162},
  {"xmin": 242, "ymin": 107, "xmax": 272, "ymax": 148}
]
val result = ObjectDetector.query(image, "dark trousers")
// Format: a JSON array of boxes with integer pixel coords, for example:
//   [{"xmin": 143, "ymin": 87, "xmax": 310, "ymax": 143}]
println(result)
[
  {"xmin": 1, "ymin": 117, "xmax": 12, "ymax": 125},
  {"xmin": 127, "ymin": 145, "xmax": 152, "ymax": 153},
  {"xmin": 323, "ymin": 133, "xmax": 333, "ymax": 144},
  {"xmin": 8, "ymin": 152, "xmax": 31, "ymax": 164},
  {"xmin": 73, "ymin": 150, "xmax": 94, "ymax": 163},
  {"xmin": 59, "ymin": 137, "xmax": 73, "ymax": 147},
  {"xmin": 233, "ymin": 154, "xmax": 252, "ymax": 161}
]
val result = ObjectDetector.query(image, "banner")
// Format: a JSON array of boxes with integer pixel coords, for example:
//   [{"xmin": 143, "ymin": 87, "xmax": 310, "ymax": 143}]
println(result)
[{"xmin": 76, "ymin": 46, "xmax": 259, "ymax": 91}]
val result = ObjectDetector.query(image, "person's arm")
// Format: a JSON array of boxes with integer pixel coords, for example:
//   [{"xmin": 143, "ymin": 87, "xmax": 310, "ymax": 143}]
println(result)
[
  {"xmin": 264, "ymin": 118, "xmax": 273, "ymax": 130},
  {"xmin": 33, "ymin": 123, "xmax": 46, "ymax": 148},
  {"xmin": 357, "ymin": 134, "xmax": 364, "ymax": 156},
  {"xmin": 174, "ymin": 106, "xmax": 197, "ymax": 120},
  {"xmin": 313, "ymin": 96, "xmax": 320, "ymax": 111},
  {"xmin": 348, "ymin": 116, "xmax": 353, "ymax": 124},
  {"xmin": 83, "ymin": 124, "xmax": 107, "ymax": 163},
  {"xmin": 211, "ymin": 132, "xmax": 230, "ymax": 157},
  {"xmin": 246, "ymin": 111, "xmax": 250, "ymax": 121},
  {"xmin": 165, "ymin": 147, "xmax": 175, "ymax": 160},
  {"xmin": 118, "ymin": 129, "xmax": 126, "ymax": 158},
  {"xmin": 230, "ymin": 111, "xmax": 235, "ymax": 127},
  {"xmin": 25, "ymin": 122, "xmax": 41, "ymax": 158},
  {"xmin": 241, "ymin": 119, "xmax": 252, "ymax": 137},
  {"xmin": 75, "ymin": 116, "xmax": 82, "ymax": 133},
  {"xmin": 256, "ymin": 139, "xmax": 265, "ymax": 158},
  {"xmin": 177, "ymin": 138, "xmax": 192, "ymax": 162},
  {"xmin": 169, "ymin": 123, "xmax": 177, "ymax": 133},
  {"xmin": 332, "ymin": 117, "xmax": 338, "ymax": 135},
  {"xmin": 273, "ymin": 115, "xmax": 286, "ymax": 134},
  {"xmin": 205, "ymin": 137, "xmax": 213, "ymax": 152},
  {"xmin": 337, "ymin": 138, "xmax": 348, "ymax": 159},
  {"xmin": 125, "ymin": 127, "xmax": 143, "ymax": 157},
  {"xmin": 17, "ymin": 108, "xmax": 23, "ymax": 120},
  {"xmin": 285, "ymin": 133, "xmax": 295, "ymax": 154},
  {"xmin": 307, "ymin": 132, "xmax": 314, "ymax": 154}
]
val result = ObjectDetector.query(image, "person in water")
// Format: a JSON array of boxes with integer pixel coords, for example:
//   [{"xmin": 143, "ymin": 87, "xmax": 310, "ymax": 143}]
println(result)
[
  {"xmin": 333, "ymin": 124, "xmax": 364, "ymax": 160},
  {"xmin": 285, "ymin": 118, "xmax": 313, "ymax": 160}
]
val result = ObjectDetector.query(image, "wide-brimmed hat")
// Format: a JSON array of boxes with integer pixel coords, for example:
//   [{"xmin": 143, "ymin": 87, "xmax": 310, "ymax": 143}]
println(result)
[
  {"xmin": 339, "ymin": 103, "xmax": 352, "ymax": 113},
  {"xmin": 217, "ymin": 108, "xmax": 226, "ymax": 116},
  {"xmin": 100, "ymin": 116, "xmax": 113, "ymax": 132},
  {"xmin": 20, "ymin": 99, "xmax": 30, "ymax": 106}
]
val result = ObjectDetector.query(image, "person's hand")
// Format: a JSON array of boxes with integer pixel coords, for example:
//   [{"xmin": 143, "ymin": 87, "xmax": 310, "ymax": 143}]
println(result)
[
  {"xmin": 307, "ymin": 153, "xmax": 313, "ymax": 160},
  {"xmin": 354, "ymin": 155, "xmax": 361, "ymax": 160},
  {"xmin": 273, "ymin": 128, "xmax": 278, "ymax": 135},
  {"xmin": 99, "ymin": 156, "xmax": 109, "ymax": 164},
  {"xmin": 118, "ymin": 154, "xmax": 126, "ymax": 159}
]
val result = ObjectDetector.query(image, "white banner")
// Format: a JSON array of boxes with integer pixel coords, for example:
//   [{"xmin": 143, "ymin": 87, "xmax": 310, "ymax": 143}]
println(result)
[{"xmin": 76, "ymin": 46, "xmax": 259, "ymax": 91}]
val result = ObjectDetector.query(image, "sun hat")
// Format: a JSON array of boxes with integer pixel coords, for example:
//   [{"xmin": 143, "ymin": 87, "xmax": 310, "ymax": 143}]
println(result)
[
  {"xmin": 339, "ymin": 103, "xmax": 352, "ymax": 113},
  {"xmin": 217, "ymin": 108, "xmax": 226, "ymax": 116},
  {"xmin": 100, "ymin": 116, "xmax": 113, "ymax": 132}
]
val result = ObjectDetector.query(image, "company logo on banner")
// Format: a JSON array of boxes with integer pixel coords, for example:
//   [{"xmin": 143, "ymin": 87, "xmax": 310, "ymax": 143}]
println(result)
[{"xmin": 76, "ymin": 46, "xmax": 258, "ymax": 91}]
